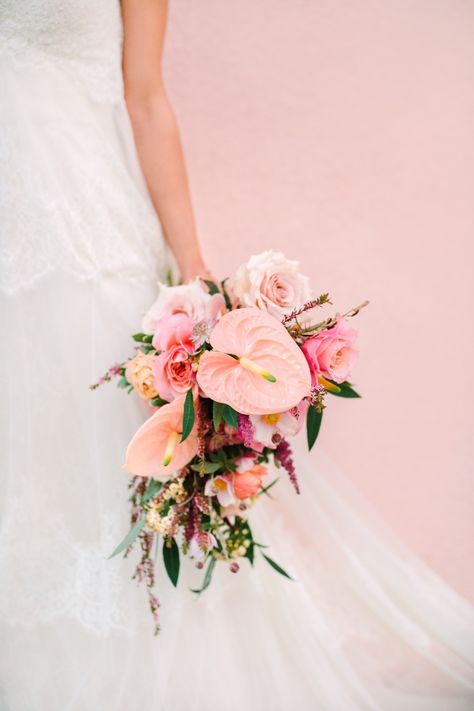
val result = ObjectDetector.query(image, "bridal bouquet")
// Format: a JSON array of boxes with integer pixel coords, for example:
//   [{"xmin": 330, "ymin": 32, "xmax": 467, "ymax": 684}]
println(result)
[{"xmin": 92, "ymin": 251, "xmax": 367, "ymax": 633}]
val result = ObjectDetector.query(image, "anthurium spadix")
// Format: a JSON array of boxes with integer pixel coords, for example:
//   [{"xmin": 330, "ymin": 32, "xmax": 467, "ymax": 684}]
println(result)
[
  {"xmin": 124, "ymin": 395, "xmax": 198, "ymax": 477},
  {"xmin": 196, "ymin": 308, "xmax": 312, "ymax": 415}
]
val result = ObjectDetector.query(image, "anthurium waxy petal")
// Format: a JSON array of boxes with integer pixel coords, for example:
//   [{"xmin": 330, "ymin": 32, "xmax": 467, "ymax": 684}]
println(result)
[
  {"xmin": 196, "ymin": 308, "xmax": 311, "ymax": 415},
  {"xmin": 124, "ymin": 395, "xmax": 198, "ymax": 478}
]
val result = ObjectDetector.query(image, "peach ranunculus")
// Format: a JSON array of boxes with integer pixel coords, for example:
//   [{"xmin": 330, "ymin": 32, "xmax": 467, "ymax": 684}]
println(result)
[
  {"xmin": 142, "ymin": 279, "xmax": 226, "ymax": 334},
  {"xmin": 152, "ymin": 313, "xmax": 195, "ymax": 352},
  {"xmin": 232, "ymin": 250, "xmax": 312, "ymax": 318},
  {"xmin": 153, "ymin": 343, "xmax": 196, "ymax": 403},
  {"xmin": 302, "ymin": 317, "xmax": 358, "ymax": 385},
  {"xmin": 125, "ymin": 353, "xmax": 159, "ymax": 400},
  {"xmin": 232, "ymin": 457, "xmax": 267, "ymax": 500}
]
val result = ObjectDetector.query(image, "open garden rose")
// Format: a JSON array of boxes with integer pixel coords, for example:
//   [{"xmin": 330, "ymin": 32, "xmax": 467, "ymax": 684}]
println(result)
[
  {"xmin": 153, "ymin": 343, "xmax": 196, "ymax": 402},
  {"xmin": 232, "ymin": 250, "xmax": 312, "ymax": 318},
  {"xmin": 152, "ymin": 313, "xmax": 195, "ymax": 352},
  {"xmin": 142, "ymin": 279, "xmax": 226, "ymax": 334},
  {"xmin": 302, "ymin": 317, "xmax": 358, "ymax": 384},
  {"xmin": 125, "ymin": 353, "xmax": 159, "ymax": 400}
]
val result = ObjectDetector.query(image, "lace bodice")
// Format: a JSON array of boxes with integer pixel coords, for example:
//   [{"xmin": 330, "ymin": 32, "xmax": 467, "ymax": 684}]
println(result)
[
  {"xmin": 0, "ymin": 0, "xmax": 124, "ymax": 103},
  {"xmin": 0, "ymin": 0, "xmax": 169, "ymax": 295}
]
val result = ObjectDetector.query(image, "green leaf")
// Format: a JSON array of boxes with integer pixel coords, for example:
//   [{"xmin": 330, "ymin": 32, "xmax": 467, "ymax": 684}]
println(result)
[
  {"xmin": 258, "ymin": 477, "xmax": 279, "ymax": 497},
  {"xmin": 181, "ymin": 389, "xmax": 195, "ymax": 442},
  {"xmin": 132, "ymin": 332, "xmax": 147, "ymax": 342},
  {"xmin": 222, "ymin": 404, "xmax": 239, "ymax": 429},
  {"xmin": 108, "ymin": 516, "xmax": 145, "ymax": 559},
  {"xmin": 261, "ymin": 553, "xmax": 293, "ymax": 580},
  {"xmin": 191, "ymin": 556, "xmax": 216, "ymax": 595},
  {"xmin": 221, "ymin": 279, "xmax": 233, "ymax": 310},
  {"xmin": 140, "ymin": 344, "xmax": 155, "ymax": 354},
  {"xmin": 213, "ymin": 401, "xmax": 224, "ymax": 430},
  {"xmin": 141, "ymin": 478, "xmax": 162, "ymax": 504},
  {"xmin": 245, "ymin": 543, "xmax": 255, "ymax": 566},
  {"xmin": 203, "ymin": 279, "xmax": 220, "ymax": 295},
  {"xmin": 306, "ymin": 405, "xmax": 323, "ymax": 451},
  {"xmin": 150, "ymin": 396, "xmax": 168, "ymax": 407},
  {"xmin": 117, "ymin": 375, "xmax": 130, "ymax": 390},
  {"xmin": 190, "ymin": 461, "xmax": 222, "ymax": 474},
  {"xmin": 326, "ymin": 380, "xmax": 361, "ymax": 398},
  {"xmin": 163, "ymin": 538, "xmax": 180, "ymax": 587}
]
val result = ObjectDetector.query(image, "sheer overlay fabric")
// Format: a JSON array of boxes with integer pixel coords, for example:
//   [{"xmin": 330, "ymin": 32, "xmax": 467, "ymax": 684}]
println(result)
[{"xmin": 1, "ymin": 1, "xmax": 473, "ymax": 709}]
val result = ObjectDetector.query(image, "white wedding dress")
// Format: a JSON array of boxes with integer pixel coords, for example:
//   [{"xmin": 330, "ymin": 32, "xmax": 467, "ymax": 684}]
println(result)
[{"xmin": 1, "ymin": 3, "xmax": 473, "ymax": 710}]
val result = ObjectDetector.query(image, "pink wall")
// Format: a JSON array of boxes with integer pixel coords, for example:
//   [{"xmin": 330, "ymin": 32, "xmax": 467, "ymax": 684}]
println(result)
[{"xmin": 164, "ymin": 0, "xmax": 474, "ymax": 601}]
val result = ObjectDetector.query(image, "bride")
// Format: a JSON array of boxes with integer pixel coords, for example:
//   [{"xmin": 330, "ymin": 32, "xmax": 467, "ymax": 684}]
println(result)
[{"xmin": 1, "ymin": 1, "xmax": 473, "ymax": 709}]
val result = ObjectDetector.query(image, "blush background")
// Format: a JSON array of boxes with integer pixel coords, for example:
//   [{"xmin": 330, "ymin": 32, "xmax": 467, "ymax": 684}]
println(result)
[{"xmin": 163, "ymin": 0, "xmax": 474, "ymax": 601}]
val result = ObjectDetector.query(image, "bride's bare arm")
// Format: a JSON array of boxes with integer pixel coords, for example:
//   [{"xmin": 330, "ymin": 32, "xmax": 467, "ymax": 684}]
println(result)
[{"xmin": 121, "ymin": 0, "xmax": 209, "ymax": 282}]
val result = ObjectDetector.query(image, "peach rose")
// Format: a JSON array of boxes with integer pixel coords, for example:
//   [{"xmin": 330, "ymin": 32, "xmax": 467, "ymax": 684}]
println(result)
[
  {"xmin": 302, "ymin": 317, "xmax": 358, "ymax": 384},
  {"xmin": 125, "ymin": 353, "xmax": 159, "ymax": 400},
  {"xmin": 232, "ymin": 250, "xmax": 312, "ymax": 318},
  {"xmin": 232, "ymin": 457, "xmax": 267, "ymax": 500},
  {"xmin": 153, "ymin": 343, "xmax": 196, "ymax": 402}
]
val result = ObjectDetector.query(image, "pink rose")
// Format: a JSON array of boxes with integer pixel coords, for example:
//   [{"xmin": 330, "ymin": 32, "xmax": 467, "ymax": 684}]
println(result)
[
  {"xmin": 153, "ymin": 344, "xmax": 196, "ymax": 402},
  {"xmin": 302, "ymin": 317, "xmax": 358, "ymax": 384},
  {"xmin": 232, "ymin": 250, "xmax": 312, "ymax": 318},
  {"xmin": 152, "ymin": 313, "xmax": 195, "ymax": 352},
  {"xmin": 142, "ymin": 280, "xmax": 226, "ymax": 334}
]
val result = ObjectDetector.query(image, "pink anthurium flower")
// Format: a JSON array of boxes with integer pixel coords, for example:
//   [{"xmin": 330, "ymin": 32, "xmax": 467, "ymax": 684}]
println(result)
[
  {"xmin": 196, "ymin": 308, "xmax": 311, "ymax": 415},
  {"xmin": 123, "ymin": 395, "xmax": 198, "ymax": 478}
]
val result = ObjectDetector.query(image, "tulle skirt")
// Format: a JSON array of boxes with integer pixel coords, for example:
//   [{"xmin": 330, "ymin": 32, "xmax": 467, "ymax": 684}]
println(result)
[{"xmin": 1, "ymin": 272, "xmax": 473, "ymax": 711}]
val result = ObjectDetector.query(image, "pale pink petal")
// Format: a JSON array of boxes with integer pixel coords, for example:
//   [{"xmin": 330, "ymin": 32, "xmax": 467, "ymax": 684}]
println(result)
[{"xmin": 196, "ymin": 308, "xmax": 311, "ymax": 415}]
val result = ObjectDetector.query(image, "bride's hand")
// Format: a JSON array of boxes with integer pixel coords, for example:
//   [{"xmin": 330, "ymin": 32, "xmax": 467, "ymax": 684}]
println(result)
[{"xmin": 181, "ymin": 260, "xmax": 216, "ymax": 285}]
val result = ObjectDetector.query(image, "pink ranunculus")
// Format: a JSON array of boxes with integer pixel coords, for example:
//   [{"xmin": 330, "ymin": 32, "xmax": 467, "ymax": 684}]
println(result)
[
  {"xmin": 232, "ymin": 250, "xmax": 312, "ymax": 318},
  {"xmin": 302, "ymin": 317, "xmax": 358, "ymax": 384},
  {"xmin": 142, "ymin": 280, "xmax": 226, "ymax": 334},
  {"xmin": 152, "ymin": 313, "xmax": 195, "ymax": 353},
  {"xmin": 232, "ymin": 457, "xmax": 267, "ymax": 500},
  {"xmin": 153, "ymin": 344, "xmax": 196, "ymax": 402}
]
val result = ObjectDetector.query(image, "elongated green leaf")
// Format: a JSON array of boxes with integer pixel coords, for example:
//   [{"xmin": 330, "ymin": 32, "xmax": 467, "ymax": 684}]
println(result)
[
  {"xmin": 245, "ymin": 543, "xmax": 255, "ymax": 566},
  {"xmin": 203, "ymin": 279, "xmax": 220, "ymax": 295},
  {"xmin": 181, "ymin": 389, "xmax": 195, "ymax": 442},
  {"xmin": 213, "ymin": 401, "xmax": 224, "ymax": 431},
  {"xmin": 150, "ymin": 396, "xmax": 168, "ymax": 407},
  {"xmin": 141, "ymin": 478, "xmax": 162, "ymax": 504},
  {"xmin": 261, "ymin": 553, "xmax": 293, "ymax": 580},
  {"xmin": 163, "ymin": 538, "xmax": 180, "ymax": 587},
  {"xmin": 108, "ymin": 516, "xmax": 145, "ymax": 559},
  {"xmin": 306, "ymin": 405, "xmax": 323, "ymax": 451},
  {"xmin": 190, "ymin": 461, "xmax": 222, "ymax": 474},
  {"xmin": 191, "ymin": 556, "xmax": 216, "ymax": 595},
  {"xmin": 258, "ymin": 477, "xmax": 279, "ymax": 497},
  {"xmin": 222, "ymin": 404, "xmax": 239, "ymax": 429},
  {"xmin": 221, "ymin": 279, "xmax": 233, "ymax": 310},
  {"xmin": 326, "ymin": 380, "xmax": 361, "ymax": 398}
]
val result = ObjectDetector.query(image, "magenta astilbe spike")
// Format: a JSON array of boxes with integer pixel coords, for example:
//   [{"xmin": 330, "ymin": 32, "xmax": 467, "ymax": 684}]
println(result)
[
  {"xmin": 238, "ymin": 414, "xmax": 255, "ymax": 448},
  {"xmin": 275, "ymin": 438, "xmax": 300, "ymax": 494}
]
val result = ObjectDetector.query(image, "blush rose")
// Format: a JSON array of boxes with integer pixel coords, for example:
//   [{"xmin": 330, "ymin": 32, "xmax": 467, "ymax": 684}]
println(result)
[{"xmin": 302, "ymin": 317, "xmax": 358, "ymax": 384}]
